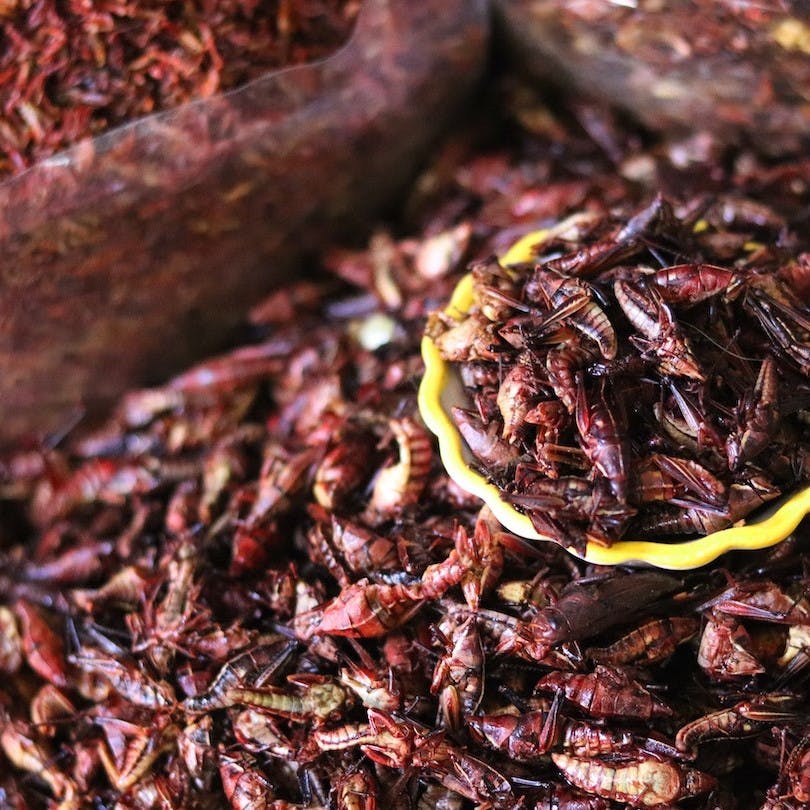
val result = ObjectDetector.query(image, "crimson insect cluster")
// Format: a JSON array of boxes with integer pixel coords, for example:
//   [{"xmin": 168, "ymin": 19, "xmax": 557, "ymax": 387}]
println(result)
[
  {"xmin": 2, "ymin": 81, "xmax": 810, "ymax": 809},
  {"xmin": 428, "ymin": 195, "xmax": 810, "ymax": 551}
]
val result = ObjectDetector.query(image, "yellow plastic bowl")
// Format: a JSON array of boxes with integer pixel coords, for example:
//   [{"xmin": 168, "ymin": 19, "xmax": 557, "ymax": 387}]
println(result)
[{"xmin": 418, "ymin": 229, "xmax": 810, "ymax": 570}]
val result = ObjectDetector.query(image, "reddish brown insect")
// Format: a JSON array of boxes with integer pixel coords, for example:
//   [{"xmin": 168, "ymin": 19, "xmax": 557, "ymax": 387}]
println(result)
[
  {"xmin": 470, "ymin": 707, "xmax": 635, "ymax": 761},
  {"xmin": 128, "ymin": 539, "xmax": 204, "ymax": 672},
  {"xmin": 451, "ymin": 407, "xmax": 521, "ymax": 470},
  {"xmin": 218, "ymin": 748, "xmax": 277, "ymax": 810},
  {"xmin": 365, "ymin": 417, "xmax": 433, "ymax": 518},
  {"xmin": 338, "ymin": 652, "xmax": 402, "ymax": 713},
  {"xmin": 430, "ymin": 313, "xmax": 503, "ymax": 362},
  {"xmin": 726, "ymin": 355, "xmax": 780, "ymax": 469},
  {"xmin": 587, "ymin": 616, "xmax": 699, "ymax": 665},
  {"xmin": 649, "ymin": 263, "xmax": 739, "ymax": 303},
  {"xmin": 457, "ymin": 509, "xmax": 505, "ymax": 610},
  {"xmin": 745, "ymin": 274, "xmax": 810, "ymax": 375},
  {"xmin": 13, "ymin": 600, "xmax": 69, "ymax": 688},
  {"xmin": 536, "ymin": 666, "xmax": 673, "ymax": 720},
  {"xmin": 0, "ymin": 716, "xmax": 77, "ymax": 802},
  {"xmin": 71, "ymin": 565, "xmax": 154, "ymax": 613},
  {"xmin": 786, "ymin": 735, "xmax": 810, "ymax": 804},
  {"xmin": 431, "ymin": 614, "xmax": 485, "ymax": 730},
  {"xmin": 29, "ymin": 685, "xmax": 76, "ymax": 737},
  {"xmin": 613, "ymin": 278, "xmax": 703, "ymax": 380},
  {"xmin": 232, "ymin": 709, "xmax": 297, "ymax": 759},
  {"xmin": 96, "ymin": 715, "xmax": 180, "ymax": 792},
  {"xmin": 491, "ymin": 572, "xmax": 682, "ymax": 661},
  {"xmin": 21, "ymin": 540, "xmax": 112, "ymax": 585},
  {"xmin": 675, "ymin": 694, "xmax": 797, "ymax": 756},
  {"xmin": 629, "ymin": 457, "xmax": 681, "ymax": 504},
  {"xmin": 498, "ymin": 353, "xmax": 543, "ymax": 443},
  {"xmin": 70, "ymin": 645, "xmax": 175, "ymax": 710},
  {"xmin": 32, "ymin": 459, "xmax": 158, "ymax": 524},
  {"xmin": 526, "ymin": 269, "xmax": 617, "ymax": 359},
  {"xmin": 697, "ymin": 614, "xmax": 766, "ymax": 680},
  {"xmin": 551, "ymin": 753, "xmax": 716, "ymax": 806},
  {"xmin": 292, "ymin": 582, "xmax": 425, "ymax": 640},
  {"xmin": 546, "ymin": 345, "xmax": 595, "ymax": 414},
  {"xmin": 182, "ymin": 639, "xmax": 298, "ymax": 713},
  {"xmin": 177, "ymin": 716, "xmax": 216, "ymax": 785},
  {"xmin": 634, "ymin": 477, "xmax": 779, "ymax": 537},
  {"xmin": 0, "ymin": 607, "xmax": 22, "ymax": 675},
  {"xmin": 323, "ymin": 511, "xmax": 399, "ymax": 579},
  {"xmin": 468, "ymin": 709, "xmax": 557, "ymax": 762},
  {"xmin": 253, "ymin": 445, "xmax": 321, "ymax": 520},
  {"xmin": 333, "ymin": 766, "xmax": 379, "ymax": 810},
  {"xmin": 574, "ymin": 377, "xmax": 629, "ymax": 501},
  {"xmin": 225, "ymin": 673, "xmax": 352, "ymax": 723}
]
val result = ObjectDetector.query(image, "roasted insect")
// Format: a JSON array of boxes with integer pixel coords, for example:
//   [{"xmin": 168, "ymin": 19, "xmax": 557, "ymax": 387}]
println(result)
[{"xmin": 551, "ymin": 753, "xmax": 716, "ymax": 806}]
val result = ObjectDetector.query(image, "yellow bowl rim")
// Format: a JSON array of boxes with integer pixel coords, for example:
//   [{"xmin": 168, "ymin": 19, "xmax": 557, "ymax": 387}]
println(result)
[{"xmin": 418, "ymin": 228, "xmax": 810, "ymax": 570}]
